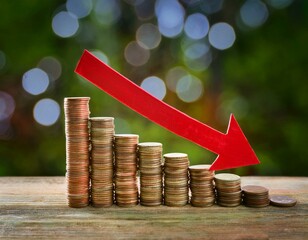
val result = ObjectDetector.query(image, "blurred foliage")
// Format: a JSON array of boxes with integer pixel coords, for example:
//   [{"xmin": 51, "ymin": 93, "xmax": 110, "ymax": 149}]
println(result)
[{"xmin": 0, "ymin": 0, "xmax": 307, "ymax": 176}]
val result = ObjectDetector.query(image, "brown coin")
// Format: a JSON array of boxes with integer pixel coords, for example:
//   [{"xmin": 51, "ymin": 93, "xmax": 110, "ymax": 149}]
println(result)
[
  {"xmin": 114, "ymin": 134, "xmax": 139, "ymax": 207},
  {"xmin": 242, "ymin": 185, "xmax": 270, "ymax": 208},
  {"xmin": 242, "ymin": 185, "xmax": 269, "ymax": 195},
  {"xmin": 217, "ymin": 201, "xmax": 241, "ymax": 207},
  {"xmin": 164, "ymin": 152, "xmax": 190, "ymax": 207},
  {"xmin": 90, "ymin": 116, "xmax": 114, "ymax": 208},
  {"xmin": 138, "ymin": 142, "xmax": 163, "ymax": 206},
  {"xmin": 64, "ymin": 97, "xmax": 90, "ymax": 208},
  {"xmin": 270, "ymin": 195, "xmax": 297, "ymax": 207},
  {"xmin": 189, "ymin": 164, "xmax": 215, "ymax": 208}
]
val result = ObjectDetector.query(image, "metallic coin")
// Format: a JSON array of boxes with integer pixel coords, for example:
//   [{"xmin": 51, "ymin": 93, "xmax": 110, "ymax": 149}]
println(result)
[
  {"xmin": 164, "ymin": 153, "xmax": 188, "ymax": 158},
  {"xmin": 217, "ymin": 201, "xmax": 241, "ymax": 207},
  {"xmin": 214, "ymin": 173, "xmax": 241, "ymax": 182},
  {"xmin": 269, "ymin": 195, "xmax": 297, "ymax": 207},
  {"xmin": 188, "ymin": 164, "xmax": 215, "ymax": 207},
  {"xmin": 242, "ymin": 185, "xmax": 269, "ymax": 208},
  {"xmin": 89, "ymin": 116, "xmax": 114, "ymax": 208},
  {"xmin": 138, "ymin": 142, "xmax": 163, "ymax": 206},
  {"xmin": 114, "ymin": 134, "xmax": 139, "ymax": 207},
  {"xmin": 163, "ymin": 153, "xmax": 189, "ymax": 207},
  {"xmin": 214, "ymin": 173, "xmax": 241, "ymax": 207},
  {"xmin": 189, "ymin": 164, "xmax": 212, "ymax": 172},
  {"xmin": 242, "ymin": 185, "xmax": 269, "ymax": 195},
  {"xmin": 64, "ymin": 97, "xmax": 90, "ymax": 208}
]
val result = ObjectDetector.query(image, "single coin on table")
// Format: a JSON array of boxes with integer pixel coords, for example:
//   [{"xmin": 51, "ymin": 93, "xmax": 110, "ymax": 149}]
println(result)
[{"xmin": 270, "ymin": 195, "xmax": 297, "ymax": 207}]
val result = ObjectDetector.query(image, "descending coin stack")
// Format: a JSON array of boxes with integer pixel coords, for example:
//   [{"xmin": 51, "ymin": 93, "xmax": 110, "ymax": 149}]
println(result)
[
  {"xmin": 114, "ymin": 134, "xmax": 139, "ymax": 207},
  {"xmin": 90, "ymin": 117, "xmax": 114, "ymax": 207},
  {"xmin": 214, "ymin": 173, "xmax": 242, "ymax": 207},
  {"xmin": 163, "ymin": 153, "xmax": 189, "ymax": 207},
  {"xmin": 64, "ymin": 97, "xmax": 90, "ymax": 208},
  {"xmin": 242, "ymin": 185, "xmax": 269, "ymax": 208},
  {"xmin": 138, "ymin": 142, "xmax": 163, "ymax": 206},
  {"xmin": 189, "ymin": 165, "xmax": 215, "ymax": 207}
]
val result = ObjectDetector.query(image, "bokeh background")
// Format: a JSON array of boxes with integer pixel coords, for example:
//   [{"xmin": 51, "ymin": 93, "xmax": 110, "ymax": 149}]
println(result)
[{"xmin": 0, "ymin": 0, "xmax": 307, "ymax": 176}]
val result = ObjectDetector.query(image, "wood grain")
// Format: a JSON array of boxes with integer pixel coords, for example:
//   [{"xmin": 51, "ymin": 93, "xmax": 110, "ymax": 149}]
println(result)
[{"xmin": 0, "ymin": 177, "xmax": 307, "ymax": 239}]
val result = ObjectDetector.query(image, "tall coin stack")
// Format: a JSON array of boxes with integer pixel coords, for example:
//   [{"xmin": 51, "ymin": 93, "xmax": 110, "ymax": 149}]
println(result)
[
  {"xmin": 242, "ymin": 185, "xmax": 269, "ymax": 208},
  {"xmin": 114, "ymin": 134, "xmax": 139, "ymax": 207},
  {"xmin": 189, "ymin": 165, "xmax": 215, "ymax": 207},
  {"xmin": 90, "ymin": 117, "xmax": 114, "ymax": 207},
  {"xmin": 163, "ymin": 153, "xmax": 189, "ymax": 207},
  {"xmin": 214, "ymin": 173, "xmax": 242, "ymax": 207},
  {"xmin": 64, "ymin": 97, "xmax": 90, "ymax": 208},
  {"xmin": 138, "ymin": 142, "xmax": 163, "ymax": 206}
]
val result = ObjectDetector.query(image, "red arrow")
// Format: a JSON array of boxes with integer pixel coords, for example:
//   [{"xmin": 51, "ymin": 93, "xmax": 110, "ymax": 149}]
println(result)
[{"xmin": 75, "ymin": 50, "xmax": 260, "ymax": 171}]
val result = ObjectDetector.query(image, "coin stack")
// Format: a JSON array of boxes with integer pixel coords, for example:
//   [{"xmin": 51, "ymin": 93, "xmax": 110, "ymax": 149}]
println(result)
[
  {"xmin": 138, "ymin": 142, "xmax": 163, "ymax": 206},
  {"xmin": 114, "ymin": 134, "xmax": 139, "ymax": 207},
  {"xmin": 90, "ymin": 117, "xmax": 114, "ymax": 207},
  {"xmin": 163, "ymin": 153, "xmax": 189, "ymax": 207},
  {"xmin": 64, "ymin": 97, "xmax": 90, "ymax": 208},
  {"xmin": 189, "ymin": 165, "xmax": 215, "ymax": 207},
  {"xmin": 214, "ymin": 173, "xmax": 242, "ymax": 207},
  {"xmin": 242, "ymin": 185, "xmax": 269, "ymax": 208}
]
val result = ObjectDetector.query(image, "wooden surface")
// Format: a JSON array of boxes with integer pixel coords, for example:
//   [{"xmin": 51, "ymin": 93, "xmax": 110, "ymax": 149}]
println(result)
[{"xmin": 0, "ymin": 177, "xmax": 307, "ymax": 239}]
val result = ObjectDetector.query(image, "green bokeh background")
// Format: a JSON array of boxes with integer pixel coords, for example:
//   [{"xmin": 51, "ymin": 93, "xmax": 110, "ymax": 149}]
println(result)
[{"xmin": 0, "ymin": 0, "xmax": 307, "ymax": 176}]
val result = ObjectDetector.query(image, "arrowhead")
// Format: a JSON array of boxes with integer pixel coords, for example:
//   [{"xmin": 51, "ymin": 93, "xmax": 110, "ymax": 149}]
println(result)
[{"xmin": 209, "ymin": 114, "xmax": 260, "ymax": 171}]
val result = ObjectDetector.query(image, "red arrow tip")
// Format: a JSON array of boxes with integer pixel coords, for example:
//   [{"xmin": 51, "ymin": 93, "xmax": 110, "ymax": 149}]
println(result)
[{"xmin": 209, "ymin": 114, "xmax": 260, "ymax": 171}]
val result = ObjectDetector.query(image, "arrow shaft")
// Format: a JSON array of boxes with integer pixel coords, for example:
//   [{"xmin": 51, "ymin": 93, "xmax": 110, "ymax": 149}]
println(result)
[{"xmin": 75, "ymin": 51, "xmax": 225, "ymax": 154}]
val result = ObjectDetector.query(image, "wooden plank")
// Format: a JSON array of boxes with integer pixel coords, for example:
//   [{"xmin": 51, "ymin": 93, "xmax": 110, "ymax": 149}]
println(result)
[{"xmin": 0, "ymin": 177, "xmax": 307, "ymax": 239}]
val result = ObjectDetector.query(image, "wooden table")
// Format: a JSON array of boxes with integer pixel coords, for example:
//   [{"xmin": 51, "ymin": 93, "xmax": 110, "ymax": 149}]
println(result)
[{"xmin": 0, "ymin": 177, "xmax": 307, "ymax": 239}]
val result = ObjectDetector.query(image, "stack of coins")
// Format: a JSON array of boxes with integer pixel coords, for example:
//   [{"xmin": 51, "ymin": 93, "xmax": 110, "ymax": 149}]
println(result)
[
  {"xmin": 114, "ymin": 134, "xmax": 139, "ymax": 207},
  {"xmin": 189, "ymin": 165, "xmax": 215, "ymax": 207},
  {"xmin": 214, "ymin": 173, "xmax": 242, "ymax": 207},
  {"xmin": 64, "ymin": 97, "xmax": 90, "ymax": 208},
  {"xmin": 242, "ymin": 185, "xmax": 269, "ymax": 208},
  {"xmin": 163, "ymin": 153, "xmax": 189, "ymax": 207},
  {"xmin": 138, "ymin": 142, "xmax": 163, "ymax": 206},
  {"xmin": 90, "ymin": 117, "xmax": 114, "ymax": 207}
]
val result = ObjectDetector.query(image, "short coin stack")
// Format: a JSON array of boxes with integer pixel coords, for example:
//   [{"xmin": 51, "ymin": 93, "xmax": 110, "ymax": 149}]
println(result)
[
  {"xmin": 214, "ymin": 173, "xmax": 242, "ymax": 207},
  {"xmin": 163, "ymin": 153, "xmax": 189, "ymax": 207},
  {"xmin": 64, "ymin": 97, "xmax": 90, "ymax": 208},
  {"xmin": 114, "ymin": 134, "xmax": 139, "ymax": 207},
  {"xmin": 90, "ymin": 117, "xmax": 114, "ymax": 207},
  {"xmin": 242, "ymin": 185, "xmax": 269, "ymax": 208},
  {"xmin": 189, "ymin": 165, "xmax": 215, "ymax": 207},
  {"xmin": 138, "ymin": 142, "xmax": 163, "ymax": 206}
]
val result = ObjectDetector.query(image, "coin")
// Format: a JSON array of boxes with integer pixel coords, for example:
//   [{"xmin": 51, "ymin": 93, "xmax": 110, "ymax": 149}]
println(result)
[
  {"xmin": 114, "ymin": 134, "xmax": 139, "ymax": 207},
  {"xmin": 163, "ymin": 153, "xmax": 189, "ymax": 207},
  {"xmin": 64, "ymin": 97, "xmax": 90, "ymax": 208},
  {"xmin": 270, "ymin": 195, "xmax": 297, "ymax": 207},
  {"xmin": 214, "ymin": 173, "xmax": 241, "ymax": 182},
  {"xmin": 242, "ymin": 185, "xmax": 268, "ymax": 195},
  {"xmin": 189, "ymin": 164, "xmax": 215, "ymax": 208},
  {"xmin": 138, "ymin": 142, "xmax": 163, "ymax": 207},
  {"xmin": 214, "ymin": 173, "xmax": 241, "ymax": 207},
  {"xmin": 89, "ymin": 117, "xmax": 114, "ymax": 207},
  {"xmin": 242, "ymin": 185, "xmax": 269, "ymax": 208}
]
